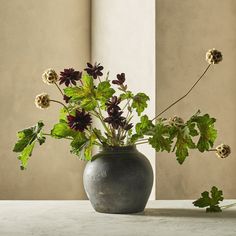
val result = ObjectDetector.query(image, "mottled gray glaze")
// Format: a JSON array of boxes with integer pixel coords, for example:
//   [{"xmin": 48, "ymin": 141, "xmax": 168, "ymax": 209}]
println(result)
[{"xmin": 83, "ymin": 146, "xmax": 153, "ymax": 214}]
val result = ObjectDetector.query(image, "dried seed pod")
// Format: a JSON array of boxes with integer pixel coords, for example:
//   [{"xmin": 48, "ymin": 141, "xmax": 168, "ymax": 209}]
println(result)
[
  {"xmin": 206, "ymin": 48, "xmax": 223, "ymax": 64},
  {"xmin": 42, "ymin": 68, "xmax": 58, "ymax": 85},
  {"xmin": 35, "ymin": 93, "xmax": 50, "ymax": 109},
  {"xmin": 215, "ymin": 144, "xmax": 231, "ymax": 158},
  {"xmin": 169, "ymin": 116, "xmax": 185, "ymax": 128}
]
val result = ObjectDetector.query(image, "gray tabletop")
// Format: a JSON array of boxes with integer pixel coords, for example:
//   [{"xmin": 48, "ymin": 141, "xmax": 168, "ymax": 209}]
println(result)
[{"xmin": 0, "ymin": 200, "xmax": 235, "ymax": 236}]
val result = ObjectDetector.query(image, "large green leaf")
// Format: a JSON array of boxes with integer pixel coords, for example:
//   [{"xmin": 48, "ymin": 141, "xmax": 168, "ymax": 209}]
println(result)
[
  {"xmin": 148, "ymin": 123, "xmax": 173, "ymax": 152},
  {"xmin": 131, "ymin": 115, "xmax": 154, "ymax": 143},
  {"xmin": 80, "ymin": 97, "xmax": 97, "ymax": 111},
  {"xmin": 64, "ymin": 74, "xmax": 95, "ymax": 102},
  {"xmin": 190, "ymin": 113, "xmax": 217, "ymax": 152},
  {"xmin": 193, "ymin": 186, "xmax": 224, "ymax": 212},
  {"xmin": 96, "ymin": 81, "xmax": 115, "ymax": 101},
  {"xmin": 174, "ymin": 126, "xmax": 196, "ymax": 164},
  {"xmin": 131, "ymin": 93, "xmax": 149, "ymax": 116},
  {"xmin": 51, "ymin": 122, "xmax": 76, "ymax": 139},
  {"xmin": 70, "ymin": 132, "xmax": 95, "ymax": 161},
  {"xmin": 13, "ymin": 121, "xmax": 46, "ymax": 170}
]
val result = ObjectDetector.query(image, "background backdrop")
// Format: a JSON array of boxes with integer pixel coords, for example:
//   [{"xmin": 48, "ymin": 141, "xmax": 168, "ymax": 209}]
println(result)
[
  {"xmin": 0, "ymin": 0, "xmax": 90, "ymax": 199},
  {"xmin": 0, "ymin": 0, "xmax": 235, "ymax": 200}
]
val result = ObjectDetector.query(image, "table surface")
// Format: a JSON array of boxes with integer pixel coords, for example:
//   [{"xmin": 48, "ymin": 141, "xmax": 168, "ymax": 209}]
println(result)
[{"xmin": 0, "ymin": 200, "xmax": 235, "ymax": 236}]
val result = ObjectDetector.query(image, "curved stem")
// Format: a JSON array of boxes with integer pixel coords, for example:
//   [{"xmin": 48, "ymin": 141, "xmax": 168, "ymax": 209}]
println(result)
[
  {"xmin": 50, "ymin": 99, "xmax": 69, "ymax": 112},
  {"xmin": 54, "ymin": 82, "xmax": 64, "ymax": 97},
  {"xmin": 152, "ymin": 64, "xmax": 211, "ymax": 121}
]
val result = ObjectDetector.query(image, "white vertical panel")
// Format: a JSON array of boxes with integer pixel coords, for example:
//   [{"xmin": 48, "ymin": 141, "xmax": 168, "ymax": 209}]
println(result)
[{"xmin": 92, "ymin": 0, "xmax": 156, "ymax": 199}]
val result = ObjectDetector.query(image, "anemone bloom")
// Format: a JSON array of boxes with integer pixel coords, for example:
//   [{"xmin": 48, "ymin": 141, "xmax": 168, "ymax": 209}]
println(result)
[
  {"xmin": 84, "ymin": 62, "xmax": 103, "ymax": 79},
  {"xmin": 67, "ymin": 109, "xmax": 92, "ymax": 132},
  {"xmin": 59, "ymin": 68, "xmax": 82, "ymax": 87},
  {"xmin": 112, "ymin": 73, "xmax": 126, "ymax": 85}
]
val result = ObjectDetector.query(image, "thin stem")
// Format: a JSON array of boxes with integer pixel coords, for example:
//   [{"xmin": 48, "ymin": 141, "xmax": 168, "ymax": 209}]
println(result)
[
  {"xmin": 93, "ymin": 110, "xmax": 112, "ymax": 136},
  {"xmin": 152, "ymin": 64, "xmax": 211, "ymax": 121},
  {"xmin": 50, "ymin": 99, "xmax": 69, "ymax": 112},
  {"xmin": 54, "ymin": 82, "xmax": 64, "ymax": 96},
  {"xmin": 135, "ymin": 141, "xmax": 149, "ymax": 145},
  {"xmin": 208, "ymin": 148, "xmax": 217, "ymax": 151},
  {"xmin": 137, "ymin": 138, "xmax": 149, "ymax": 142},
  {"xmin": 122, "ymin": 99, "xmax": 131, "ymax": 111},
  {"xmin": 221, "ymin": 202, "xmax": 236, "ymax": 209}
]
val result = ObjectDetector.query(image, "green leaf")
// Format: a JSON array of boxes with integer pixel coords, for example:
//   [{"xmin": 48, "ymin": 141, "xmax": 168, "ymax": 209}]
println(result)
[
  {"xmin": 64, "ymin": 87, "xmax": 84, "ymax": 101},
  {"xmin": 190, "ymin": 114, "xmax": 217, "ymax": 152},
  {"xmin": 59, "ymin": 108, "xmax": 68, "ymax": 122},
  {"xmin": 70, "ymin": 132, "xmax": 95, "ymax": 161},
  {"xmin": 131, "ymin": 93, "xmax": 149, "ymax": 116},
  {"xmin": 18, "ymin": 142, "xmax": 35, "ymax": 170},
  {"xmin": 64, "ymin": 74, "xmax": 94, "ymax": 102},
  {"xmin": 80, "ymin": 97, "xmax": 97, "ymax": 111},
  {"xmin": 149, "ymin": 122, "xmax": 173, "ymax": 152},
  {"xmin": 96, "ymin": 81, "xmax": 115, "ymax": 101},
  {"xmin": 120, "ymin": 91, "xmax": 134, "ymax": 101},
  {"xmin": 193, "ymin": 186, "xmax": 224, "ymax": 212},
  {"xmin": 82, "ymin": 74, "xmax": 94, "ymax": 91},
  {"xmin": 13, "ymin": 121, "xmax": 46, "ymax": 170},
  {"xmin": 174, "ymin": 126, "xmax": 196, "ymax": 164},
  {"xmin": 131, "ymin": 115, "xmax": 154, "ymax": 143},
  {"xmin": 51, "ymin": 122, "xmax": 75, "ymax": 139},
  {"xmin": 13, "ymin": 121, "xmax": 45, "ymax": 152}
]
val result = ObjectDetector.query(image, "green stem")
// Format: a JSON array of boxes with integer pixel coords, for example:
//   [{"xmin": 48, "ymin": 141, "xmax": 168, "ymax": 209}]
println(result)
[
  {"xmin": 54, "ymin": 82, "xmax": 64, "ymax": 97},
  {"xmin": 122, "ymin": 99, "xmax": 131, "ymax": 111},
  {"xmin": 151, "ymin": 64, "xmax": 211, "ymax": 121},
  {"xmin": 50, "ymin": 99, "xmax": 69, "ymax": 112},
  {"xmin": 93, "ymin": 110, "xmax": 112, "ymax": 136}
]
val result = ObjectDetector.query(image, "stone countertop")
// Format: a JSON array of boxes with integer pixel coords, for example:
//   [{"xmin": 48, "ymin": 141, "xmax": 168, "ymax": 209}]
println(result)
[{"xmin": 0, "ymin": 200, "xmax": 235, "ymax": 236}]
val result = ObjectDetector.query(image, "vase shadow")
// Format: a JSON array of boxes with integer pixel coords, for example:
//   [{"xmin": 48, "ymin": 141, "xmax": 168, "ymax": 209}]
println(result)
[{"xmin": 132, "ymin": 208, "xmax": 236, "ymax": 219}]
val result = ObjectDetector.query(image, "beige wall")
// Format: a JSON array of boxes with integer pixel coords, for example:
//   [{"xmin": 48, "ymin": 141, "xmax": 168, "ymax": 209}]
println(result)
[
  {"xmin": 91, "ymin": 0, "xmax": 156, "ymax": 199},
  {"xmin": 156, "ymin": 0, "xmax": 236, "ymax": 199},
  {"xmin": 0, "ymin": 0, "xmax": 90, "ymax": 199}
]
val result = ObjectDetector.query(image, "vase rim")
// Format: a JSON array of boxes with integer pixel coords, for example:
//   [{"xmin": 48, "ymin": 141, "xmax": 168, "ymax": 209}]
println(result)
[{"xmin": 100, "ymin": 145, "xmax": 136, "ymax": 152}]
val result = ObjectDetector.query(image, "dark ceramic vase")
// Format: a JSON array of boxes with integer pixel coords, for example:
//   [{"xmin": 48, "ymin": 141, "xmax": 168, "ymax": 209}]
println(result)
[{"xmin": 83, "ymin": 146, "xmax": 153, "ymax": 214}]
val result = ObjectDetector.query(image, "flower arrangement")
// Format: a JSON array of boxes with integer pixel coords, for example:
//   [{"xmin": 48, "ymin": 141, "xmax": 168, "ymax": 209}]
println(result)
[{"xmin": 13, "ymin": 49, "xmax": 232, "ymax": 212}]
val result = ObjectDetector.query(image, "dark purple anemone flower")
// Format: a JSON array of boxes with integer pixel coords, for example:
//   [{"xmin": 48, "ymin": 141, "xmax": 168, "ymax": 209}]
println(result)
[
  {"xmin": 104, "ymin": 110, "xmax": 126, "ymax": 129},
  {"xmin": 84, "ymin": 62, "xmax": 103, "ymax": 79},
  {"xmin": 67, "ymin": 109, "xmax": 92, "ymax": 132},
  {"xmin": 121, "ymin": 122, "xmax": 133, "ymax": 131},
  {"xmin": 104, "ymin": 96, "xmax": 128, "ymax": 129},
  {"xmin": 112, "ymin": 73, "xmax": 126, "ymax": 85},
  {"xmin": 59, "ymin": 68, "xmax": 82, "ymax": 87},
  {"xmin": 105, "ymin": 96, "xmax": 121, "ymax": 116}
]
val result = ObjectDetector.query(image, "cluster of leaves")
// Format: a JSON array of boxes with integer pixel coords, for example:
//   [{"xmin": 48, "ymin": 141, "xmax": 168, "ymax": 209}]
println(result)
[
  {"xmin": 130, "ymin": 110, "xmax": 217, "ymax": 164},
  {"xmin": 13, "ymin": 122, "xmax": 46, "ymax": 170},
  {"xmin": 193, "ymin": 186, "xmax": 224, "ymax": 212},
  {"xmin": 13, "ymin": 63, "xmax": 219, "ymax": 169}
]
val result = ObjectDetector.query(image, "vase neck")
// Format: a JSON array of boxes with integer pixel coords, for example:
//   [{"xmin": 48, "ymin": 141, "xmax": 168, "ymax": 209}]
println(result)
[{"xmin": 100, "ymin": 145, "xmax": 137, "ymax": 152}]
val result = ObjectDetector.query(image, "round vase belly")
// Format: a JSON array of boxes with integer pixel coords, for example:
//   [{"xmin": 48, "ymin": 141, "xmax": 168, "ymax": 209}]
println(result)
[{"xmin": 83, "ymin": 146, "xmax": 153, "ymax": 214}]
